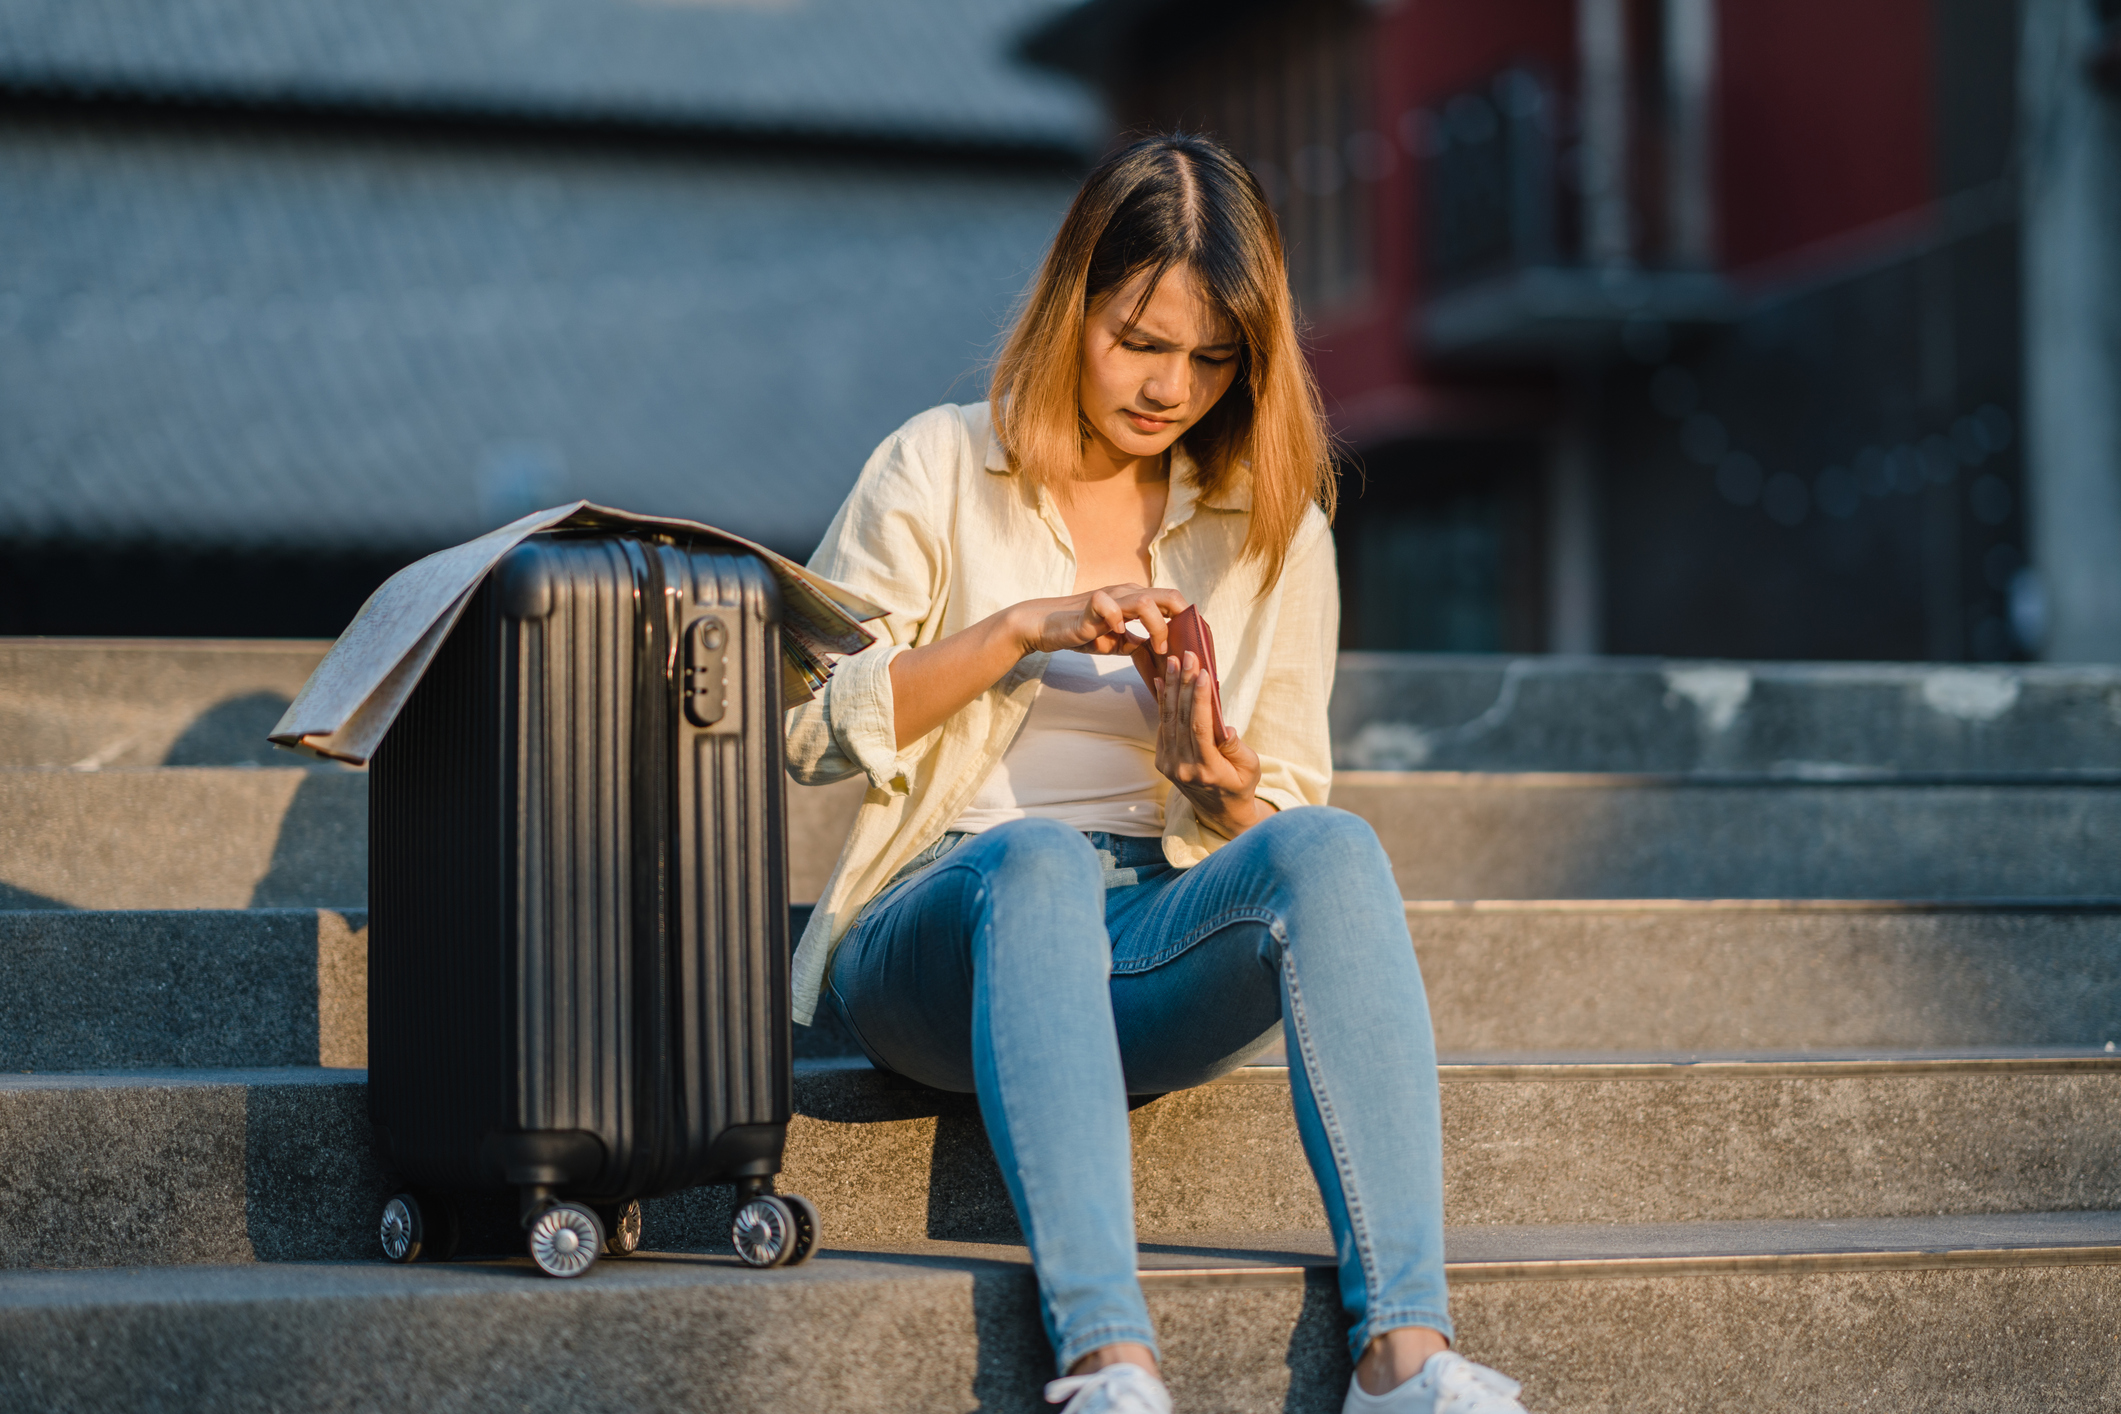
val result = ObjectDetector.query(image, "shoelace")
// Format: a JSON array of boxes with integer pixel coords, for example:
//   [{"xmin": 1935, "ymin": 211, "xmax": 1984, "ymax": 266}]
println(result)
[
  {"xmin": 1045, "ymin": 1362, "xmax": 1173, "ymax": 1414},
  {"xmin": 1431, "ymin": 1354, "xmax": 1523, "ymax": 1412}
]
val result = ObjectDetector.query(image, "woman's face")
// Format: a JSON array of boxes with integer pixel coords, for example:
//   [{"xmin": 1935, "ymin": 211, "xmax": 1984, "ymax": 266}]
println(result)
[{"xmin": 1078, "ymin": 264, "xmax": 1241, "ymax": 469}]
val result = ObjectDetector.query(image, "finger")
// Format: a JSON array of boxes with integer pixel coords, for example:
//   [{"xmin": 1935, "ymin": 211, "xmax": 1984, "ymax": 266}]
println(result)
[
  {"xmin": 1086, "ymin": 590, "xmax": 1127, "ymax": 641},
  {"xmin": 1132, "ymin": 598, "xmax": 1170, "ymax": 656},
  {"xmin": 1163, "ymin": 654, "xmax": 1185, "ymax": 746},
  {"xmin": 1184, "ymin": 651, "xmax": 1219, "ymax": 752}
]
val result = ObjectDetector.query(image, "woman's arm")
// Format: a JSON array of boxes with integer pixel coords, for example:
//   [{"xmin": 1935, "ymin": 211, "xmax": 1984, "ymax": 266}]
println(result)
[{"xmin": 888, "ymin": 584, "xmax": 1187, "ymax": 749}]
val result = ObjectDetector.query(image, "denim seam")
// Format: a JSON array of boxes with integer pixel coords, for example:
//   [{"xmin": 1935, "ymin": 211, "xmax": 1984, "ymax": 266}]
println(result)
[
  {"xmin": 821, "ymin": 973, "xmax": 889, "ymax": 1073},
  {"xmin": 1352, "ymin": 1309, "xmax": 1455, "ymax": 1360},
  {"xmin": 1108, "ymin": 904, "xmax": 1281, "ymax": 976},
  {"xmin": 1279, "ymin": 930, "xmax": 1388, "ymax": 1332},
  {"xmin": 1055, "ymin": 1322, "xmax": 1162, "ymax": 1372}
]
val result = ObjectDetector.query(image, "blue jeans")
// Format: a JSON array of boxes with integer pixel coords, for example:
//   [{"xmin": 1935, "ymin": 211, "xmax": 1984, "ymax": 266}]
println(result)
[{"xmin": 824, "ymin": 807, "xmax": 1452, "ymax": 1371}]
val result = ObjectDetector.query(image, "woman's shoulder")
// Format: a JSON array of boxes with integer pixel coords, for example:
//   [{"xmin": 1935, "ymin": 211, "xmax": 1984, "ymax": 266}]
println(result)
[{"xmin": 876, "ymin": 401, "xmax": 996, "ymax": 471}]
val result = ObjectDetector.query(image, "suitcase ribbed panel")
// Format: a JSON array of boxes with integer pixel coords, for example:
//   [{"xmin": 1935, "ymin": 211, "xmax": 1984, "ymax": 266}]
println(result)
[
  {"xmin": 507, "ymin": 540, "xmax": 633, "ymax": 1150},
  {"xmin": 369, "ymin": 580, "xmax": 508, "ymax": 1189},
  {"xmin": 671, "ymin": 550, "xmax": 791, "ymax": 1157}
]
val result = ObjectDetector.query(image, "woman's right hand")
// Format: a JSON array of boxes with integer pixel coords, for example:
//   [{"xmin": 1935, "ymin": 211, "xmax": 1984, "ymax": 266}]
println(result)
[
  {"xmin": 888, "ymin": 584, "xmax": 1187, "ymax": 750},
  {"xmin": 1013, "ymin": 584, "xmax": 1188, "ymax": 657}
]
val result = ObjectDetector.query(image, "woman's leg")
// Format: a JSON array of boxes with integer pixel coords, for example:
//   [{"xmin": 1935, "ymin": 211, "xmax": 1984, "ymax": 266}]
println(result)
[
  {"xmin": 1103, "ymin": 807, "xmax": 1452, "ymax": 1363},
  {"xmin": 826, "ymin": 818, "xmax": 1157, "ymax": 1372}
]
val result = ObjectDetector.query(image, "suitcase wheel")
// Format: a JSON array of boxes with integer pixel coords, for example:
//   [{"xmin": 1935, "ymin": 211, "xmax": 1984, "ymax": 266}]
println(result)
[
  {"xmin": 784, "ymin": 1193, "xmax": 822, "ymax": 1268},
  {"xmin": 379, "ymin": 1193, "xmax": 425, "ymax": 1263},
  {"xmin": 732, "ymin": 1194, "xmax": 798, "ymax": 1268},
  {"xmin": 596, "ymin": 1200, "xmax": 643, "ymax": 1258},
  {"xmin": 526, "ymin": 1202, "xmax": 605, "ymax": 1278},
  {"xmin": 732, "ymin": 1192, "xmax": 822, "ymax": 1269}
]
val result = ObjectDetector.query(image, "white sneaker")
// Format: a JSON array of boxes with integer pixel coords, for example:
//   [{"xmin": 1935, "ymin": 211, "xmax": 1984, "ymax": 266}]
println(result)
[
  {"xmin": 1343, "ymin": 1351, "xmax": 1527, "ymax": 1414},
  {"xmin": 1046, "ymin": 1361, "xmax": 1174, "ymax": 1414}
]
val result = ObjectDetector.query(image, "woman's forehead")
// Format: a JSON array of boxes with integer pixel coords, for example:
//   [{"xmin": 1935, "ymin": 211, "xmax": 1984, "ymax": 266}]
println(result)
[{"xmin": 1110, "ymin": 265, "xmax": 1239, "ymax": 345}]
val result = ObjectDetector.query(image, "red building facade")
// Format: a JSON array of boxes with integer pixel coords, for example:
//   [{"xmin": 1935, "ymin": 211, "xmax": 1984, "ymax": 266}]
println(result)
[{"xmin": 1032, "ymin": 0, "xmax": 2025, "ymax": 661}]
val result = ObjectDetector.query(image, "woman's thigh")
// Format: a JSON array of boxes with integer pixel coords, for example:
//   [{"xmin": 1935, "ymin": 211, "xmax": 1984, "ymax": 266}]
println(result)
[
  {"xmin": 1105, "ymin": 806, "xmax": 1403, "ymax": 1094},
  {"xmin": 827, "ymin": 819, "xmax": 1106, "ymax": 1092}
]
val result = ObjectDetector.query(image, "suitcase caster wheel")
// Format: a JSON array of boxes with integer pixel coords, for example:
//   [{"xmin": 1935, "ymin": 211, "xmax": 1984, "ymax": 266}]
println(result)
[
  {"xmin": 732, "ymin": 1194, "xmax": 799, "ymax": 1268},
  {"xmin": 380, "ymin": 1193, "xmax": 426, "ymax": 1263},
  {"xmin": 527, "ymin": 1202, "xmax": 605, "ymax": 1278},
  {"xmin": 598, "ymin": 1200, "xmax": 642, "ymax": 1257},
  {"xmin": 784, "ymin": 1193, "xmax": 821, "ymax": 1267}
]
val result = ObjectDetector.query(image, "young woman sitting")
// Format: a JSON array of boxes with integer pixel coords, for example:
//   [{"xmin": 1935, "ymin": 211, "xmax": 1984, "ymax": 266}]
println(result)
[{"xmin": 785, "ymin": 132, "xmax": 1531, "ymax": 1414}]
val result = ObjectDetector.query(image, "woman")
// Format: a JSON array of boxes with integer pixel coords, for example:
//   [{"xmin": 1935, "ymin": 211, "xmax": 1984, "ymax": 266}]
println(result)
[{"xmin": 785, "ymin": 134, "xmax": 1528, "ymax": 1414}]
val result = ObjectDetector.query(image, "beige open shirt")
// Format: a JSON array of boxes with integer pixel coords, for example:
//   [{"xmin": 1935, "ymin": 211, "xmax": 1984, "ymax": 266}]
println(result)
[{"xmin": 786, "ymin": 401, "xmax": 1339, "ymax": 1025}]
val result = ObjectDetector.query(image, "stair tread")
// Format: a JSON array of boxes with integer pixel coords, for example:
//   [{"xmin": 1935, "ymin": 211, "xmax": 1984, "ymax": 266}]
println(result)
[
  {"xmin": 6, "ymin": 1212, "xmax": 2119, "ymax": 1309},
  {"xmin": 12, "ymin": 1046, "xmax": 2121, "ymax": 1089}
]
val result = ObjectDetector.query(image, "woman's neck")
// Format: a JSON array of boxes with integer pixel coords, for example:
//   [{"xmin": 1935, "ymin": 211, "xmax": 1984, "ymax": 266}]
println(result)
[{"xmin": 1078, "ymin": 423, "xmax": 1172, "ymax": 489}]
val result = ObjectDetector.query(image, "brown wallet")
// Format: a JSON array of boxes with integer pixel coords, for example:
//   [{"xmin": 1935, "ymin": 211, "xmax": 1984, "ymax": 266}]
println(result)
[{"xmin": 1130, "ymin": 604, "xmax": 1226, "ymax": 742}]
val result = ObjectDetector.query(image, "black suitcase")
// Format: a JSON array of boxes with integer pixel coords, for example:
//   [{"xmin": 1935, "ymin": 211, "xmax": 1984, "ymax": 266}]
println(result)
[{"xmin": 365, "ymin": 531, "xmax": 819, "ymax": 1277}]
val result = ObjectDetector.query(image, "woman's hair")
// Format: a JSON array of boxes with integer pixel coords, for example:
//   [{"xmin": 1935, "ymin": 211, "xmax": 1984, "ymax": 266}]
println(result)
[{"xmin": 989, "ymin": 132, "xmax": 1335, "ymax": 591}]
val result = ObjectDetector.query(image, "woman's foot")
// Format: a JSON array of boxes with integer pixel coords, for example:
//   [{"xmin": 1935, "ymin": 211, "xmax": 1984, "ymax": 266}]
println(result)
[
  {"xmin": 1045, "ymin": 1361, "xmax": 1172, "ymax": 1414},
  {"xmin": 1342, "ymin": 1351, "xmax": 1527, "ymax": 1414}
]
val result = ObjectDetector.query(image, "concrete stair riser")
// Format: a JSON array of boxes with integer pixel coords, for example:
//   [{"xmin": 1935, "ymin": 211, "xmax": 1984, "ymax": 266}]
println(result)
[
  {"xmin": 1411, "ymin": 902, "xmax": 2121, "ymax": 1051},
  {"xmin": 0, "ymin": 770, "xmax": 860, "ymax": 909},
  {"xmin": 0, "ymin": 639, "xmax": 330, "ymax": 772},
  {"xmin": 3, "ymin": 1248, "xmax": 2120, "ymax": 1413},
  {"xmin": 0, "ymin": 909, "xmax": 366, "ymax": 1069},
  {"xmin": 14, "ymin": 770, "xmax": 2121, "ymax": 911},
  {"xmin": 1331, "ymin": 654, "xmax": 2121, "ymax": 774},
  {"xmin": 11, "ymin": 638, "xmax": 2121, "ymax": 778},
  {"xmin": 10, "ymin": 1062, "xmax": 2121, "ymax": 1269},
  {"xmin": 12, "ymin": 902, "xmax": 2118, "ymax": 1071},
  {"xmin": 0, "ymin": 770, "xmax": 365, "ymax": 910},
  {"xmin": 1336, "ymin": 775, "xmax": 2121, "ymax": 899}
]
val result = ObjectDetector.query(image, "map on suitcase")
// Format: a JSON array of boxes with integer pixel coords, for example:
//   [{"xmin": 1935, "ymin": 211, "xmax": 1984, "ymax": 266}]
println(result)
[{"xmin": 271, "ymin": 501, "xmax": 886, "ymax": 765}]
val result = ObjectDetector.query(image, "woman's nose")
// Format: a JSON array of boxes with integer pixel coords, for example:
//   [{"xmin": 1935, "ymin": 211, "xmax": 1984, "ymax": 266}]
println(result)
[{"xmin": 1142, "ymin": 355, "xmax": 1190, "ymax": 409}]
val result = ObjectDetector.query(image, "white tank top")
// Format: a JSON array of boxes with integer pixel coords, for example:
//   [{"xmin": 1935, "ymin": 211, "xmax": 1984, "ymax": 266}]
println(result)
[{"xmin": 949, "ymin": 650, "xmax": 1167, "ymax": 837}]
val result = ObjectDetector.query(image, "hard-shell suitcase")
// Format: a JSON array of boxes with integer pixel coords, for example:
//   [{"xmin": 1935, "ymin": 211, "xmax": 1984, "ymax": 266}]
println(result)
[{"xmin": 365, "ymin": 531, "xmax": 819, "ymax": 1277}]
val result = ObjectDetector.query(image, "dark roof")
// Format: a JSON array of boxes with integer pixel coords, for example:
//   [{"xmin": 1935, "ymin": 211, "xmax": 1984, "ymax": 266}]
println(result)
[
  {"xmin": 0, "ymin": 0, "xmax": 1102, "ymax": 155},
  {"xmin": 0, "ymin": 126, "xmax": 1078, "ymax": 555}
]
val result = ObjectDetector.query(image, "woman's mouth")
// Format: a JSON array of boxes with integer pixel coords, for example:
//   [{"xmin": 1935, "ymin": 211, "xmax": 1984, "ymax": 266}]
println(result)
[{"xmin": 1123, "ymin": 409, "xmax": 1176, "ymax": 433}]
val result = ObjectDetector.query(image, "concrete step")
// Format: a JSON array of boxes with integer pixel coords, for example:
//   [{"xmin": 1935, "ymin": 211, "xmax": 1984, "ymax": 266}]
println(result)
[
  {"xmin": 14, "ymin": 901, "xmax": 2119, "ymax": 1072},
  {"xmin": 0, "ymin": 909, "xmax": 368, "ymax": 1070},
  {"xmin": 1336, "ymin": 772, "xmax": 2121, "ymax": 899},
  {"xmin": 1332, "ymin": 653, "xmax": 2121, "ymax": 774},
  {"xmin": 9, "ymin": 1055, "xmax": 2120, "ymax": 1269},
  {"xmin": 0, "ymin": 768, "xmax": 364, "ymax": 910},
  {"xmin": 0, "ymin": 637, "xmax": 331, "ymax": 771},
  {"xmin": 12, "ymin": 767, "xmax": 2121, "ymax": 911},
  {"xmin": 2, "ymin": 1214, "xmax": 2118, "ymax": 1412},
  {"xmin": 0, "ymin": 768, "xmax": 859, "ymax": 908},
  {"xmin": 1411, "ymin": 899, "xmax": 2121, "ymax": 1052},
  {"xmin": 11, "ymin": 638, "xmax": 2121, "ymax": 778}
]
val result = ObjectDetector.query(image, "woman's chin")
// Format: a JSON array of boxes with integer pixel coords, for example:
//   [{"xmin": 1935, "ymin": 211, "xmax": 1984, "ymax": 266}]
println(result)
[{"xmin": 1102, "ymin": 419, "xmax": 1183, "ymax": 457}]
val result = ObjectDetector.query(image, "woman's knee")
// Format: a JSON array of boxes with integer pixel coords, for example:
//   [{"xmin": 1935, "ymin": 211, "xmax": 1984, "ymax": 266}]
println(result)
[
  {"xmin": 967, "ymin": 818, "xmax": 1104, "ymax": 888},
  {"xmin": 1246, "ymin": 805, "xmax": 1387, "ymax": 874}
]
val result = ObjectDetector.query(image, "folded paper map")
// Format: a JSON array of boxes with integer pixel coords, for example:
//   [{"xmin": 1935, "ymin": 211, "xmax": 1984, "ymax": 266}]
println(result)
[{"xmin": 268, "ymin": 501, "xmax": 884, "ymax": 766}]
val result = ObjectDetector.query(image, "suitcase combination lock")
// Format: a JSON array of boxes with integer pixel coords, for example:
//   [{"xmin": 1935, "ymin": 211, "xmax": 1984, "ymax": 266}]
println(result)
[{"xmin": 683, "ymin": 614, "xmax": 731, "ymax": 728}]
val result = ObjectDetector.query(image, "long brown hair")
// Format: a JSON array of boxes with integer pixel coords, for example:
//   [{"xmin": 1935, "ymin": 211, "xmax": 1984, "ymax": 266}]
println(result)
[{"xmin": 989, "ymin": 132, "xmax": 1334, "ymax": 592}]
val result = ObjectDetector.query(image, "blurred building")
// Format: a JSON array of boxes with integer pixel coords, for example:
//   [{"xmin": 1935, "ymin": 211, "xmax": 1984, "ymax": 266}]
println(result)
[
  {"xmin": 0, "ymin": 0, "xmax": 1096, "ymax": 636},
  {"xmin": 1029, "ymin": 0, "xmax": 2117, "ymax": 663}
]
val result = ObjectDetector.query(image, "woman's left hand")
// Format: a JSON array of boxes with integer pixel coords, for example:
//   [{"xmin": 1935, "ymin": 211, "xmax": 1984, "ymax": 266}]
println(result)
[{"xmin": 1154, "ymin": 651, "xmax": 1273, "ymax": 838}]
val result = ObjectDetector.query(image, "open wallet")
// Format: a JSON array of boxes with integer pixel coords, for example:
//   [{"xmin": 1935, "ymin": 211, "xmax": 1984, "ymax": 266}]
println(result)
[{"xmin": 1129, "ymin": 604, "xmax": 1227, "ymax": 742}]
